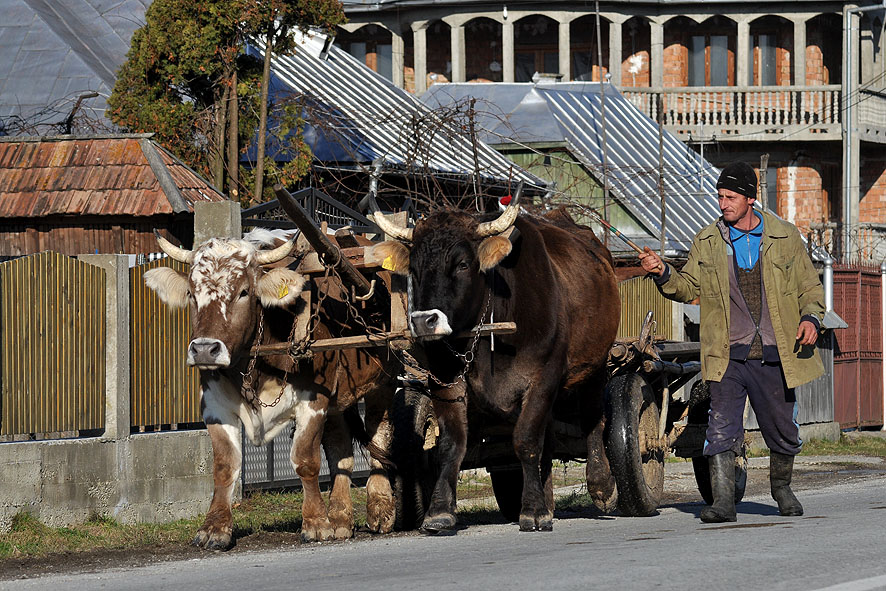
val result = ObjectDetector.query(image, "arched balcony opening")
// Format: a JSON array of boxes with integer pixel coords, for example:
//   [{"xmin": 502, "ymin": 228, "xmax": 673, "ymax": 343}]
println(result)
[
  {"xmin": 336, "ymin": 24, "xmax": 394, "ymax": 81},
  {"xmin": 514, "ymin": 15, "xmax": 559, "ymax": 82},
  {"xmin": 403, "ymin": 28, "xmax": 415, "ymax": 92},
  {"xmin": 465, "ymin": 18, "xmax": 503, "ymax": 82},
  {"xmin": 807, "ymin": 14, "xmax": 842, "ymax": 85},
  {"xmin": 749, "ymin": 16, "xmax": 793, "ymax": 86},
  {"xmin": 426, "ymin": 20, "xmax": 452, "ymax": 87},
  {"xmin": 570, "ymin": 15, "xmax": 610, "ymax": 81},
  {"xmin": 622, "ymin": 16, "xmax": 651, "ymax": 88},
  {"xmin": 664, "ymin": 15, "xmax": 736, "ymax": 87}
]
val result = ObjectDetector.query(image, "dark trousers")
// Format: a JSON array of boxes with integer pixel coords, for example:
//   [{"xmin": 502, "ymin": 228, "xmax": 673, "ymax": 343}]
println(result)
[{"xmin": 704, "ymin": 360, "xmax": 802, "ymax": 457}]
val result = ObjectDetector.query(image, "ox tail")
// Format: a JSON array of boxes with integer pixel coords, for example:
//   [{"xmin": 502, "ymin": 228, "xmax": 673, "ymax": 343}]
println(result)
[{"xmin": 343, "ymin": 406, "xmax": 395, "ymax": 470}]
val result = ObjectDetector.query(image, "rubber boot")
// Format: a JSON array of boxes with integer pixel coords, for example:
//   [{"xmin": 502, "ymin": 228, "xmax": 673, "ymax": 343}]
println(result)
[
  {"xmin": 770, "ymin": 452, "xmax": 803, "ymax": 516},
  {"xmin": 700, "ymin": 451, "xmax": 737, "ymax": 523}
]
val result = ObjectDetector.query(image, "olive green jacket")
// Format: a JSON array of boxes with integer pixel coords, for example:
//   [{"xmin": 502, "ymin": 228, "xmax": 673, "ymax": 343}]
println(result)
[{"xmin": 657, "ymin": 209, "xmax": 825, "ymax": 389}]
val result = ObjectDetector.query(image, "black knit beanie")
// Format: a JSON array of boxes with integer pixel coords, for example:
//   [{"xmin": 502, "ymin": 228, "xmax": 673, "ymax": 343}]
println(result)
[{"xmin": 716, "ymin": 162, "xmax": 758, "ymax": 200}]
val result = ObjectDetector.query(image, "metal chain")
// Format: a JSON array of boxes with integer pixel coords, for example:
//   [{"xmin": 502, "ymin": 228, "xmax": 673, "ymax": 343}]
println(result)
[
  {"xmin": 396, "ymin": 292, "xmax": 492, "ymax": 397},
  {"xmin": 241, "ymin": 262, "xmax": 333, "ymax": 409}
]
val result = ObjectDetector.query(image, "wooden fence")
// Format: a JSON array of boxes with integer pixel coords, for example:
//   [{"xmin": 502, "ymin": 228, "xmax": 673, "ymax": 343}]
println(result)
[
  {"xmin": 129, "ymin": 258, "xmax": 202, "ymax": 429},
  {"xmin": 0, "ymin": 252, "xmax": 105, "ymax": 436},
  {"xmin": 617, "ymin": 276, "xmax": 678, "ymax": 340}
]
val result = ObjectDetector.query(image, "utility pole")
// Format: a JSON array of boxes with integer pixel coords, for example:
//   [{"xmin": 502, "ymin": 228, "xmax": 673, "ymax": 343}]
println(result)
[
  {"xmin": 842, "ymin": 2, "xmax": 886, "ymax": 263},
  {"xmin": 759, "ymin": 153, "xmax": 770, "ymax": 210},
  {"xmin": 657, "ymin": 94, "xmax": 666, "ymax": 258},
  {"xmin": 595, "ymin": 0, "xmax": 610, "ymax": 248}
]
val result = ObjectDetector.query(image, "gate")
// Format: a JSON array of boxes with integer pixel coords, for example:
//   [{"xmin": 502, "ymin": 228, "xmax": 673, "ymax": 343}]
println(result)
[
  {"xmin": 130, "ymin": 257, "xmax": 202, "ymax": 429},
  {"xmin": 0, "ymin": 252, "xmax": 105, "ymax": 436},
  {"xmin": 832, "ymin": 265, "xmax": 883, "ymax": 428}
]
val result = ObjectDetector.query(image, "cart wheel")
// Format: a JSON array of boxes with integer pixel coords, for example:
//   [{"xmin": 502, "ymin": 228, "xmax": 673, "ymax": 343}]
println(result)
[
  {"xmin": 692, "ymin": 447, "xmax": 748, "ymax": 505},
  {"xmin": 605, "ymin": 372, "xmax": 664, "ymax": 516},
  {"xmin": 489, "ymin": 467, "xmax": 523, "ymax": 523},
  {"xmin": 390, "ymin": 382, "xmax": 438, "ymax": 531}
]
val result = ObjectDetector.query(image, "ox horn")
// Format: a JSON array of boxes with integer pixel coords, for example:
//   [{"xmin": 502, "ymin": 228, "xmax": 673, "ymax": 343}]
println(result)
[
  {"xmin": 370, "ymin": 211, "xmax": 413, "ymax": 242},
  {"xmin": 255, "ymin": 239, "xmax": 295, "ymax": 265},
  {"xmin": 476, "ymin": 186, "xmax": 522, "ymax": 237},
  {"xmin": 155, "ymin": 231, "xmax": 194, "ymax": 264}
]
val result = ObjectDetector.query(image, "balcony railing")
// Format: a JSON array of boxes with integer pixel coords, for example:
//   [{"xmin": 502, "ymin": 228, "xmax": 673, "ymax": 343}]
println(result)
[{"xmin": 623, "ymin": 85, "xmax": 842, "ymax": 136}]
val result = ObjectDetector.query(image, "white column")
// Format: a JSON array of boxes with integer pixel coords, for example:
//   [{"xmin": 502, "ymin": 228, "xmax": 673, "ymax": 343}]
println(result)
[
  {"xmin": 503, "ymin": 19, "xmax": 515, "ymax": 82},
  {"xmin": 414, "ymin": 23, "xmax": 428, "ymax": 94},
  {"xmin": 392, "ymin": 29, "xmax": 405, "ymax": 89},
  {"xmin": 794, "ymin": 18, "xmax": 807, "ymax": 86},
  {"xmin": 650, "ymin": 20, "xmax": 663, "ymax": 89},
  {"xmin": 609, "ymin": 19, "xmax": 622, "ymax": 86},
  {"xmin": 737, "ymin": 20, "xmax": 750, "ymax": 86},
  {"xmin": 559, "ymin": 21, "xmax": 571, "ymax": 81},
  {"xmin": 451, "ymin": 24, "xmax": 465, "ymax": 82}
]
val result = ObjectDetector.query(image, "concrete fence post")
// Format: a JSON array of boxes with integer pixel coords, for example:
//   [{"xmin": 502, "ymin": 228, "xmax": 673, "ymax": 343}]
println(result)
[
  {"xmin": 194, "ymin": 200, "xmax": 242, "ymax": 244},
  {"xmin": 78, "ymin": 254, "xmax": 131, "ymax": 440}
]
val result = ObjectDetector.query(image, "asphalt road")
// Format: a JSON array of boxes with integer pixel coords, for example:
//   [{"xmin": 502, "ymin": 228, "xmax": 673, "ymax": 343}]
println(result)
[{"xmin": 5, "ymin": 455, "xmax": 886, "ymax": 591}]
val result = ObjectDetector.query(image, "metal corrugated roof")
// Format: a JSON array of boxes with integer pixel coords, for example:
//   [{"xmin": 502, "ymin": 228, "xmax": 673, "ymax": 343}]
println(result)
[
  {"xmin": 423, "ymin": 82, "xmax": 721, "ymax": 254},
  {"xmin": 0, "ymin": 135, "xmax": 225, "ymax": 217},
  {"xmin": 0, "ymin": 0, "xmax": 149, "ymax": 134},
  {"xmin": 251, "ymin": 32, "xmax": 544, "ymax": 190}
]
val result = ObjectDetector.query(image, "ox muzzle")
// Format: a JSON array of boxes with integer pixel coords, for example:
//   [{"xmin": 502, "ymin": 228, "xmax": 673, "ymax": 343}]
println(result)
[
  {"xmin": 410, "ymin": 309, "xmax": 453, "ymax": 339},
  {"xmin": 187, "ymin": 337, "xmax": 232, "ymax": 369}
]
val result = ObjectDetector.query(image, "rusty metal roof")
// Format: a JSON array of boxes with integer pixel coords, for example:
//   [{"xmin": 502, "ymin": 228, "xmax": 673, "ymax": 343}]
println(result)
[{"xmin": 0, "ymin": 134, "xmax": 226, "ymax": 218}]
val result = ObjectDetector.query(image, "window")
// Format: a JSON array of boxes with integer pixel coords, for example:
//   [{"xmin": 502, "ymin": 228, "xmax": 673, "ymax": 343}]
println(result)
[
  {"xmin": 688, "ymin": 34, "xmax": 732, "ymax": 86},
  {"xmin": 376, "ymin": 44, "xmax": 392, "ymax": 81},
  {"xmin": 348, "ymin": 42, "xmax": 367, "ymax": 64},
  {"xmin": 751, "ymin": 34, "xmax": 777, "ymax": 86},
  {"xmin": 516, "ymin": 51, "xmax": 560, "ymax": 82}
]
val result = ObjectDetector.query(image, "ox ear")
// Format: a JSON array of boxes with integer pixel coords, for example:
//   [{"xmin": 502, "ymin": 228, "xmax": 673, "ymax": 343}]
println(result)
[
  {"xmin": 257, "ymin": 268, "xmax": 307, "ymax": 308},
  {"xmin": 477, "ymin": 235, "xmax": 512, "ymax": 272},
  {"xmin": 368, "ymin": 241, "xmax": 410, "ymax": 276},
  {"xmin": 144, "ymin": 267, "xmax": 189, "ymax": 309}
]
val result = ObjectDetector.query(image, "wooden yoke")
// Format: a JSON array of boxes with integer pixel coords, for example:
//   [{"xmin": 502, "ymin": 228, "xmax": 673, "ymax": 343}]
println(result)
[{"xmin": 252, "ymin": 187, "xmax": 515, "ymax": 357}]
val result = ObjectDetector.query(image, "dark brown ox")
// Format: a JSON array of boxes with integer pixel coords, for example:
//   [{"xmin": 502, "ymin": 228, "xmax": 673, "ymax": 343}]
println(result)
[
  {"xmin": 370, "ymin": 202, "xmax": 620, "ymax": 532},
  {"xmin": 145, "ymin": 233, "xmax": 398, "ymax": 549}
]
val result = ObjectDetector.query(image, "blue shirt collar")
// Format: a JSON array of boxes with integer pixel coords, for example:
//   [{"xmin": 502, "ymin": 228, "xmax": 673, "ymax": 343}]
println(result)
[{"xmin": 728, "ymin": 209, "xmax": 764, "ymax": 239}]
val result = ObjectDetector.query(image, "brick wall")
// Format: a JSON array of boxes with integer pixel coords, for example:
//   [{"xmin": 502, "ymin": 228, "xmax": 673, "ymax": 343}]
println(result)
[
  {"xmin": 663, "ymin": 22, "xmax": 690, "ymax": 87},
  {"xmin": 776, "ymin": 163, "xmax": 827, "ymax": 232},
  {"xmin": 859, "ymin": 148, "xmax": 886, "ymax": 225},
  {"xmin": 622, "ymin": 19, "xmax": 650, "ymax": 87},
  {"xmin": 806, "ymin": 16, "xmax": 842, "ymax": 85}
]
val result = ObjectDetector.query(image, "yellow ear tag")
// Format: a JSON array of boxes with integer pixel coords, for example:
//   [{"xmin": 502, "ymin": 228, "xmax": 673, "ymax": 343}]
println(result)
[
  {"xmin": 382, "ymin": 255, "xmax": 396, "ymax": 272},
  {"xmin": 277, "ymin": 283, "xmax": 290, "ymax": 299}
]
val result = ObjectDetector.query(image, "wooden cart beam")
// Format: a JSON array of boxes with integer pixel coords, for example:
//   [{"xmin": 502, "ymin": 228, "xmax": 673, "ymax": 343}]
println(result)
[
  {"xmin": 250, "ymin": 322, "xmax": 517, "ymax": 357},
  {"xmin": 274, "ymin": 184, "xmax": 373, "ymax": 296}
]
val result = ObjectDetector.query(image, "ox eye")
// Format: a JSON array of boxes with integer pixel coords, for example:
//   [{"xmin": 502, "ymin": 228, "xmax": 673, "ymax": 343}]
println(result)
[
  {"xmin": 239, "ymin": 289, "xmax": 248, "ymax": 299},
  {"xmin": 456, "ymin": 261, "xmax": 469, "ymax": 272}
]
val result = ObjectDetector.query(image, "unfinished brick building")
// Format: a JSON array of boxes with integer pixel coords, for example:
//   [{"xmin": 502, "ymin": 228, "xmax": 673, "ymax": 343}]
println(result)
[{"xmin": 338, "ymin": 0, "xmax": 886, "ymax": 261}]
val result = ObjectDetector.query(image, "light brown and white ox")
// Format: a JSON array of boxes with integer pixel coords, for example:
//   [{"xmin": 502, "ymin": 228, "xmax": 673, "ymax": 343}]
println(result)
[{"xmin": 145, "ymin": 232, "xmax": 398, "ymax": 550}]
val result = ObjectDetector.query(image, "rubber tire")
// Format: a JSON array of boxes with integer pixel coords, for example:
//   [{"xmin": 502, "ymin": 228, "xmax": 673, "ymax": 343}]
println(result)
[
  {"xmin": 605, "ymin": 373, "xmax": 665, "ymax": 517},
  {"xmin": 692, "ymin": 449, "xmax": 748, "ymax": 505},
  {"xmin": 489, "ymin": 467, "xmax": 523, "ymax": 523},
  {"xmin": 390, "ymin": 383, "xmax": 438, "ymax": 531}
]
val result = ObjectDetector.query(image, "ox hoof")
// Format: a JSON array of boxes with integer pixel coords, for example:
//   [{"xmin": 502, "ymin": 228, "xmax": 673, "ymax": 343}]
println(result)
[
  {"xmin": 366, "ymin": 501, "xmax": 396, "ymax": 534},
  {"xmin": 192, "ymin": 528, "xmax": 233, "ymax": 551},
  {"xmin": 590, "ymin": 486, "xmax": 619, "ymax": 514},
  {"xmin": 333, "ymin": 526, "xmax": 355, "ymax": 540},
  {"xmin": 420, "ymin": 514, "xmax": 457, "ymax": 534},
  {"xmin": 519, "ymin": 513, "xmax": 554, "ymax": 532},
  {"xmin": 301, "ymin": 518, "xmax": 335, "ymax": 543}
]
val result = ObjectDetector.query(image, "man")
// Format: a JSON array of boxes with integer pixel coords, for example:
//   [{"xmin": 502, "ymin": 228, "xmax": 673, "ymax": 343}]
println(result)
[{"xmin": 639, "ymin": 161, "xmax": 824, "ymax": 523}]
